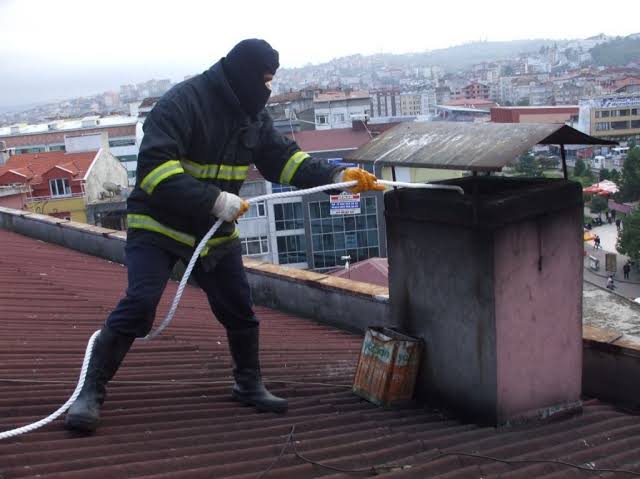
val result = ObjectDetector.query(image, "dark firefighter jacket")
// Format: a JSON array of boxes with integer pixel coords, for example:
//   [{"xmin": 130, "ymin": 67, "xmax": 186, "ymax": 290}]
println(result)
[{"xmin": 127, "ymin": 60, "xmax": 342, "ymax": 263}]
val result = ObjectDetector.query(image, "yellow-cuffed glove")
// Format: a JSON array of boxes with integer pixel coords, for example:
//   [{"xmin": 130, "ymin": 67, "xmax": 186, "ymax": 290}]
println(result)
[
  {"xmin": 211, "ymin": 191, "xmax": 249, "ymax": 222},
  {"xmin": 336, "ymin": 168, "xmax": 385, "ymax": 193}
]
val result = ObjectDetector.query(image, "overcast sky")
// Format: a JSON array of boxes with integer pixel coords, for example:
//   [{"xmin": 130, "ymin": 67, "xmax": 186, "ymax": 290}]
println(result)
[{"xmin": 1, "ymin": 0, "xmax": 639, "ymax": 109}]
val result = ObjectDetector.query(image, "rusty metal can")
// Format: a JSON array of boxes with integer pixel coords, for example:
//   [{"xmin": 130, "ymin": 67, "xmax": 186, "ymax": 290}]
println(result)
[{"xmin": 352, "ymin": 327, "xmax": 422, "ymax": 407}]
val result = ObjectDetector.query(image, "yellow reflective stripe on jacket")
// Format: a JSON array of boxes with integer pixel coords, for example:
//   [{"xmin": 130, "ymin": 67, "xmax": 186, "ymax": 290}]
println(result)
[
  {"xmin": 140, "ymin": 160, "xmax": 184, "ymax": 195},
  {"xmin": 180, "ymin": 159, "xmax": 248, "ymax": 181},
  {"xmin": 127, "ymin": 214, "xmax": 194, "ymax": 246},
  {"xmin": 217, "ymin": 164, "xmax": 248, "ymax": 180},
  {"xmin": 201, "ymin": 228, "xmax": 240, "ymax": 256},
  {"xmin": 181, "ymin": 159, "xmax": 219, "ymax": 178},
  {"xmin": 279, "ymin": 151, "xmax": 310, "ymax": 185},
  {"xmin": 127, "ymin": 214, "xmax": 240, "ymax": 256}
]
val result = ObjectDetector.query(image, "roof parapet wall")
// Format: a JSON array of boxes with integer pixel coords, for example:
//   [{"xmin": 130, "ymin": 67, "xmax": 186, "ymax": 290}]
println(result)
[{"xmin": 0, "ymin": 206, "xmax": 392, "ymax": 334}]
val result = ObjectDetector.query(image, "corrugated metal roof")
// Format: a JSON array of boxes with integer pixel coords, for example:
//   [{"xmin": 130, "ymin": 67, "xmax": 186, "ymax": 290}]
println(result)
[
  {"xmin": 3, "ymin": 229, "xmax": 640, "ymax": 478},
  {"xmin": 346, "ymin": 122, "xmax": 617, "ymax": 171}
]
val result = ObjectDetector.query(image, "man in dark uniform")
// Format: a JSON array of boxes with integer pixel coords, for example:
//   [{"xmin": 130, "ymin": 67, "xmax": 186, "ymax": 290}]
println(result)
[{"xmin": 64, "ymin": 39, "xmax": 384, "ymax": 433}]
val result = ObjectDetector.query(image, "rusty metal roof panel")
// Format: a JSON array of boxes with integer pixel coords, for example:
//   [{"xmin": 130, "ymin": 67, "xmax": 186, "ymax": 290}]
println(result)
[
  {"xmin": 346, "ymin": 122, "xmax": 616, "ymax": 171},
  {"xmin": 3, "ymin": 229, "xmax": 640, "ymax": 478}
]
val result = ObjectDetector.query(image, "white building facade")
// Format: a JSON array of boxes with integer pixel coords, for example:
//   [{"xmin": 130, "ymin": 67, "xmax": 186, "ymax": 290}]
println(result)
[{"xmin": 313, "ymin": 91, "xmax": 371, "ymax": 130}]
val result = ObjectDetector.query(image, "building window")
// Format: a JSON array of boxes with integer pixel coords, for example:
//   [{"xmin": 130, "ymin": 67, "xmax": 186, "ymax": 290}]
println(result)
[
  {"xmin": 632, "ymin": 108, "xmax": 638, "ymax": 116},
  {"xmin": 49, "ymin": 178, "xmax": 71, "ymax": 197},
  {"xmin": 241, "ymin": 236, "xmax": 269, "ymax": 256},
  {"xmin": 109, "ymin": 138, "xmax": 136, "ymax": 147},
  {"xmin": 611, "ymin": 121, "xmax": 630, "ymax": 130},
  {"xmin": 596, "ymin": 122, "xmax": 610, "ymax": 131},
  {"xmin": 127, "ymin": 171, "xmax": 136, "ymax": 179},
  {"xmin": 334, "ymin": 113, "xmax": 345, "ymax": 123},
  {"xmin": 308, "ymin": 196, "xmax": 379, "ymax": 269},
  {"xmin": 16, "ymin": 147, "xmax": 45, "ymax": 154},
  {"xmin": 618, "ymin": 109, "xmax": 630, "ymax": 117},
  {"xmin": 316, "ymin": 115, "xmax": 328, "ymax": 125},
  {"xmin": 274, "ymin": 202, "xmax": 304, "ymax": 231},
  {"xmin": 240, "ymin": 201, "xmax": 266, "ymax": 219},
  {"xmin": 271, "ymin": 183, "xmax": 295, "ymax": 193},
  {"xmin": 277, "ymin": 235, "xmax": 306, "ymax": 264},
  {"xmin": 631, "ymin": 120, "xmax": 640, "ymax": 129},
  {"xmin": 48, "ymin": 145, "xmax": 65, "ymax": 152},
  {"xmin": 360, "ymin": 163, "xmax": 375, "ymax": 174},
  {"xmin": 600, "ymin": 110, "xmax": 611, "ymax": 118}
]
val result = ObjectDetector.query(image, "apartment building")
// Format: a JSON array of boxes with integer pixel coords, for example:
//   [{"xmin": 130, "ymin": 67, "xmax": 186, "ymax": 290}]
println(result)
[{"xmin": 578, "ymin": 93, "xmax": 640, "ymax": 142}]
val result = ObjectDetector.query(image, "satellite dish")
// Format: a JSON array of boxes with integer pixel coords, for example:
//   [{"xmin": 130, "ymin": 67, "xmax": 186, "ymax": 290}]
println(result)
[{"xmin": 103, "ymin": 182, "xmax": 122, "ymax": 194}]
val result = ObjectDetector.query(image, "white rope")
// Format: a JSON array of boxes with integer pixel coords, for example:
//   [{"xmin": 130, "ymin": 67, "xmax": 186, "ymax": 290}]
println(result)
[
  {"xmin": 0, "ymin": 330, "xmax": 100, "ymax": 440},
  {"xmin": 0, "ymin": 179, "xmax": 462, "ymax": 440}
]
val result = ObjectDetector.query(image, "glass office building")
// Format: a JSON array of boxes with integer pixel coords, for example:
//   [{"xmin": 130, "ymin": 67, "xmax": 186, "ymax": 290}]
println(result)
[{"xmin": 308, "ymin": 196, "xmax": 380, "ymax": 269}]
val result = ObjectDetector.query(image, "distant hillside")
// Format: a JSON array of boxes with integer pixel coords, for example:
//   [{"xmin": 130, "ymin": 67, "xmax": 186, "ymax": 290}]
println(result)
[
  {"xmin": 590, "ymin": 35, "xmax": 640, "ymax": 66},
  {"xmin": 413, "ymin": 39, "xmax": 559, "ymax": 70}
]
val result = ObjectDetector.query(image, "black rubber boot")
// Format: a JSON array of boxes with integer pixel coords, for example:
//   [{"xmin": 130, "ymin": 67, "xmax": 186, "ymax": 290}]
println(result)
[
  {"xmin": 64, "ymin": 326, "xmax": 134, "ymax": 433},
  {"xmin": 226, "ymin": 326, "xmax": 288, "ymax": 413}
]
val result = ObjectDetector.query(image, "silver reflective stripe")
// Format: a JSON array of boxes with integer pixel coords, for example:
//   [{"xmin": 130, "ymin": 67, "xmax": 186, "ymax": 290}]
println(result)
[{"xmin": 279, "ymin": 151, "xmax": 310, "ymax": 185}]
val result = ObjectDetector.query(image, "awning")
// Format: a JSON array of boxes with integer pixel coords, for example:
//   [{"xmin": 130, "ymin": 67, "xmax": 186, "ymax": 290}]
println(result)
[{"xmin": 346, "ymin": 122, "xmax": 617, "ymax": 172}]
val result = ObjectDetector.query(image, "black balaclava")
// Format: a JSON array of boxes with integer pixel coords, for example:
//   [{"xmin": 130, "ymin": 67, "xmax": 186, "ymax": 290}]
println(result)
[{"xmin": 222, "ymin": 39, "xmax": 279, "ymax": 116}]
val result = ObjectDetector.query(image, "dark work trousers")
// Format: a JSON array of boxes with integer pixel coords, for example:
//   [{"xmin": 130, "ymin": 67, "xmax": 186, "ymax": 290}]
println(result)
[{"xmin": 106, "ymin": 239, "xmax": 257, "ymax": 337}]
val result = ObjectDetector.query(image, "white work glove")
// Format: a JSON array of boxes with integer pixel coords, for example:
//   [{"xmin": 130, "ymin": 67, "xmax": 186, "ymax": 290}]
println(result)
[{"xmin": 211, "ymin": 192, "xmax": 249, "ymax": 222}]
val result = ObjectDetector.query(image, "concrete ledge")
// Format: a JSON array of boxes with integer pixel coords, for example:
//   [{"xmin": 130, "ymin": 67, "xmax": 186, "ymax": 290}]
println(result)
[
  {"xmin": 583, "ymin": 324, "xmax": 640, "ymax": 407},
  {"xmin": 0, "ymin": 206, "xmax": 126, "ymax": 264},
  {"xmin": 242, "ymin": 258, "xmax": 392, "ymax": 333}
]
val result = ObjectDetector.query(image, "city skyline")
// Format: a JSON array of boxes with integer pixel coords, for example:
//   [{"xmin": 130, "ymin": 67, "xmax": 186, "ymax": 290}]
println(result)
[{"xmin": 1, "ymin": 0, "xmax": 639, "ymax": 108}]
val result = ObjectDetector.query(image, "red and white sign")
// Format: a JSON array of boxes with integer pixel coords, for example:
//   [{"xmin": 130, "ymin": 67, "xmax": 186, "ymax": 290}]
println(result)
[{"xmin": 330, "ymin": 193, "xmax": 361, "ymax": 215}]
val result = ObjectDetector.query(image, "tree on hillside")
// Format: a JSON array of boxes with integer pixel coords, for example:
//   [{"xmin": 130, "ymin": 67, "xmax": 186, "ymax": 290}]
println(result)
[
  {"xmin": 502, "ymin": 65, "xmax": 515, "ymax": 76},
  {"xmin": 599, "ymin": 168, "xmax": 611, "ymax": 181},
  {"xmin": 618, "ymin": 146, "xmax": 640, "ymax": 202},
  {"xmin": 617, "ymin": 208, "xmax": 640, "ymax": 263},
  {"xmin": 590, "ymin": 37, "xmax": 640, "ymax": 66},
  {"xmin": 515, "ymin": 153, "xmax": 543, "ymax": 177},
  {"xmin": 539, "ymin": 156, "xmax": 560, "ymax": 171},
  {"xmin": 573, "ymin": 158, "xmax": 589, "ymax": 177},
  {"xmin": 610, "ymin": 169, "xmax": 621, "ymax": 184},
  {"xmin": 590, "ymin": 196, "xmax": 608, "ymax": 216}
]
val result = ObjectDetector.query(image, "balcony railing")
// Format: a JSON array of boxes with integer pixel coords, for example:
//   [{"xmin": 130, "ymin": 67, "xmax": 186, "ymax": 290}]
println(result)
[{"xmin": 28, "ymin": 192, "xmax": 86, "ymax": 202}]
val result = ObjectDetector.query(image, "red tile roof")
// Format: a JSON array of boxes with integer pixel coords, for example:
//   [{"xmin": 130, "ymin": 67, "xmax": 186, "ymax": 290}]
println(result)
[
  {"xmin": 3, "ymin": 229, "xmax": 640, "ymax": 478},
  {"xmin": 285, "ymin": 129, "xmax": 372, "ymax": 153},
  {"xmin": 0, "ymin": 151, "xmax": 96, "ymax": 185},
  {"xmin": 330, "ymin": 257, "xmax": 389, "ymax": 287}
]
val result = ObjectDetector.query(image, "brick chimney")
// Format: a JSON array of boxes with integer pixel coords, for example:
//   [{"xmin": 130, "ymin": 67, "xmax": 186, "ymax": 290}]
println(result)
[{"xmin": 385, "ymin": 176, "xmax": 583, "ymax": 425}]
